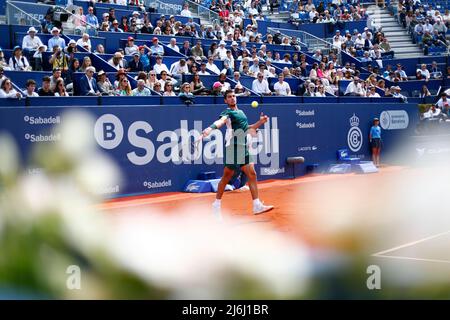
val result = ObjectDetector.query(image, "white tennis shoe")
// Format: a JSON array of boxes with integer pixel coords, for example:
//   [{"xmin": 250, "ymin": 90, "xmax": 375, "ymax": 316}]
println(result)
[
  {"xmin": 212, "ymin": 202, "xmax": 223, "ymax": 222},
  {"xmin": 253, "ymin": 202, "xmax": 274, "ymax": 215},
  {"xmin": 238, "ymin": 185, "xmax": 250, "ymax": 192}
]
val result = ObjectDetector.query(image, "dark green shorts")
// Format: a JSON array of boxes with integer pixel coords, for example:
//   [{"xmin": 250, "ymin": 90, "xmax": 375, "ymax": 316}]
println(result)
[{"xmin": 224, "ymin": 144, "xmax": 251, "ymax": 170}]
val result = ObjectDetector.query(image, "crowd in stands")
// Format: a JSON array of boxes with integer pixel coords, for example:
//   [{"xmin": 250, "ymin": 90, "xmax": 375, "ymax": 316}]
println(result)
[
  {"xmin": 0, "ymin": 0, "xmax": 448, "ymax": 101},
  {"xmin": 397, "ymin": 0, "xmax": 449, "ymax": 55}
]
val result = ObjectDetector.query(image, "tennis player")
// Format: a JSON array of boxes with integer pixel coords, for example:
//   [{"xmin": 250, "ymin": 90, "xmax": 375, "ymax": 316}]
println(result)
[{"xmin": 201, "ymin": 90, "xmax": 274, "ymax": 216}]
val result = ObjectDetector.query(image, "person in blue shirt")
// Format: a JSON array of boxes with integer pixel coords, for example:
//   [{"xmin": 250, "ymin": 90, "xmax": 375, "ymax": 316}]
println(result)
[
  {"xmin": 86, "ymin": 6, "xmax": 99, "ymax": 29},
  {"xmin": 48, "ymin": 28, "xmax": 66, "ymax": 52},
  {"xmin": 369, "ymin": 118, "xmax": 382, "ymax": 167}
]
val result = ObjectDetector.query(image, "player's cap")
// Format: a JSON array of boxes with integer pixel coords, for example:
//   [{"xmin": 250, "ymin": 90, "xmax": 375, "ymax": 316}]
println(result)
[{"xmin": 373, "ymin": 117, "xmax": 379, "ymax": 121}]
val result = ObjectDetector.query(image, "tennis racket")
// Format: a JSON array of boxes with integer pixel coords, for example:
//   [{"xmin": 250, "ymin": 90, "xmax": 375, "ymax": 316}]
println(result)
[{"xmin": 178, "ymin": 136, "xmax": 203, "ymax": 160}]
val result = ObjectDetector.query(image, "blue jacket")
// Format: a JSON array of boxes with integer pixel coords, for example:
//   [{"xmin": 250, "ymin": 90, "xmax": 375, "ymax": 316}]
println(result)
[{"xmin": 79, "ymin": 75, "xmax": 98, "ymax": 96}]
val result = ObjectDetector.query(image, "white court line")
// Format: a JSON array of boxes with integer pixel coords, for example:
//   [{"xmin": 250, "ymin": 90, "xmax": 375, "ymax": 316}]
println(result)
[{"xmin": 371, "ymin": 230, "xmax": 450, "ymax": 265}]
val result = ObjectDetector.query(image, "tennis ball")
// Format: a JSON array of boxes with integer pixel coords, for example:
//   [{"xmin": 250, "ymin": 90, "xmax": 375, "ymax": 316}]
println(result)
[{"xmin": 251, "ymin": 101, "xmax": 259, "ymax": 108}]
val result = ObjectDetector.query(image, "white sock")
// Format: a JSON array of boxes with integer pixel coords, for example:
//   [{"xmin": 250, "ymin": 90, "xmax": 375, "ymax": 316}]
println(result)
[
  {"xmin": 253, "ymin": 199, "xmax": 261, "ymax": 207},
  {"xmin": 213, "ymin": 199, "xmax": 221, "ymax": 206}
]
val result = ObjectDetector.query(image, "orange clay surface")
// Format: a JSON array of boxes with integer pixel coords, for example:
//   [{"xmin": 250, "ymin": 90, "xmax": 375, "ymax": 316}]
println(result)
[{"xmin": 98, "ymin": 166, "xmax": 406, "ymax": 247}]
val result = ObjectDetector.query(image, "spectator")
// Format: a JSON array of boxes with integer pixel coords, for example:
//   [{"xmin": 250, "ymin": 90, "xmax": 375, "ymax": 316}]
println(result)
[
  {"xmin": 199, "ymin": 62, "xmax": 210, "ymax": 75},
  {"xmin": 395, "ymin": 64, "xmax": 408, "ymax": 81},
  {"xmin": 153, "ymin": 55, "xmax": 170, "ymax": 75},
  {"xmin": 114, "ymin": 69, "xmax": 128, "ymax": 88},
  {"xmin": 125, "ymin": 37, "xmax": 139, "ymax": 56},
  {"xmin": 97, "ymin": 70, "xmax": 114, "ymax": 96},
  {"xmin": 303, "ymin": 82, "xmax": 316, "ymax": 97},
  {"xmin": 180, "ymin": 4, "xmax": 192, "ymax": 18},
  {"xmin": 179, "ymin": 82, "xmax": 194, "ymax": 104},
  {"xmin": 146, "ymin": 70, "xmax": 158, "ymax": 90},
  {"xmin": 109, "ymin": 52, "xmax": 127, "ymax": 70},
  {"xmin": 191, "ymin": 40, "xmax": 204, "ymax": 58},
  {"xmin": 49, "ymin": 68, "xmax": 62, "ymax": 91},
  {"xmin": 170, "ymin": 58, "xmax": 189, "ymax": 80},
  {"xmin": 367, "ymin": 86, "xmax": 381, "ymax": 97},
  {"xmin": 420, "ymin": 85, "xmax": 431, "ymax": 98},
  {"xmin": 0, "ymin": 50, "xmax": 9, "ymax": 71},
  {"xmin": 48, "ymin": 28, "xmax": 66, "ymax": 52},
  {"xmin": 152, "ymin": 81, "xmax": 162, "ymax": 94},
  {"xmin": 0, "ymin": 78, "xmax": 21, "ymax": 98},
  {"xmin": 79, "ymin": 66, "xmax": 100, "ymax": 96},
  {"xmin": 274, "ymin": 74, "xmax": 291, "ymax": 96},
  {"xmin": 111, "ymin": 19, "xmax": 123, "ymax": 33},
  {"xmin": 430, "ymin": 61, "xmax": 443, "ymax": 79},
  {"xmin": 391, "ymin": 86, "xmax": 408, "ymax": 102},
  {"xmin": 180, "ymin": 40, "xmax": 191, "ymax": 56},
  {"xmin": 132, "ymin": 79, "xmax": 152, "ymax": 96},
  {"xmin": 37, "ymin": 76, "xmax": 54, "ymax": 96},
  {"xmin": 345, "ymin": 77, "xmax": 365, "ymax": 96},
  {"xmin": 168, "ymin": 38, "xmax": 180, "ymax": 53},
  {"xmin": 150, "ymin": 37, "xmax": 165, "ymax": 56},
  {"xmin": 417, "ymin": 64, "xmax": 430, "ymax": 81},
  {"xmin": 76, "ymin": 33, "xmax": 92, "ymax": 52},
  {"xmin": 206, "ymin": 57, "xmax": 221, "ymax": 74},
  {"xmin": 436, "ymin": 93, "xmax": 449, "ymax": 109},
  {"xmin": 9, "ymin": 46, "xmax": 31, "ymax": 71},
  {"xmin": 252, "ymin": 72, "xmax": 272, "ymax": 95},
  {"xmin": 22, "ymin": 27, "xmax": 43, "ymax": 55},
  {"xmin": 217, "ymin": 73, "xmax": 231, "ymax": 92},
  {"xmin": 49, "ymin": 45, "xmax": 69, "ymax": 72},
  {"xmin": 190, "ymin": 72, "xmax": 207, "ymax": 95},
  {"xmin": 79, "ymin": 56, "xmax": 92, "ymax": 73},
  {"xmin": 54, "ymin": 78, "xmax": 69, "ymax": 97},
  {"xmin": 86, "ymin": 6, "xmax": 99, "ymax": 29},
  {"xmin": 158, "ymin": 71, "xmax": 176, "ymax": 88},
  {"xmin": 163, "ymin": 82, "xmax": 176, "ymax": 96},
  {"xmin": 115, "ymin": 77, "xmax": 132, "ymax": 96},
  {"xmin": 25, "ymin": 79, "xmax": 38, "ymax": 97}
]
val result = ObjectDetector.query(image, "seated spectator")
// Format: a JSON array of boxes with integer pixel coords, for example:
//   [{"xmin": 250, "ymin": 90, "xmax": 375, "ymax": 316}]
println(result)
[
  {"xmin": 132, "ymin": 79, "xmax": 152, "ymax": 96},
  {"xmin": 435, "ymin": 93, "xmax": 449, "ymax": 109},
  {"xmin": 430, "ymin": 61, "xmax": 443, "ymax": 79},
  {"xmin": 0, "ymin": 78, "xmax": 21, "ymax": 98},
  {"xmin": 274, "ymin": 74, "xmax": 292, "ymax": 96},
  {"xmin": 345, "ymin": 77, "xmax": 366, "ymax": 96},
  {"xmin": 146, "ymin": 70, "xmax": 158, "ymax": 90},
  {"xmin": 0, "ymin": 49, "xmax": 10, "ymax": 71},
  {"xmin": 303, "ymin": 82, "xmax": 316, "ymax": 97},
  {"xmin": 22, "ymin": 27, "xmax": 43, "ymax": 55},
  {"xmin": 97, "ymin": 70, "xmax": 115, "ymax": 96},
  {"xmin": 422, "ymin": 104, "xmax": 442, "ymax": 120},
  {"xmin": 167, "ymin": 38, "xmax": 180, "ymax": 53},
  {"xmin": 150, "ymin": 37, "xmax": 165, "ymax": 56},
  {"xmin": 417, "ymin": 64, "xmax": 430, "ymax": 81},
  {"xmin": 152, "ymin": 81, "xmax": 162, "ymax": 94},
  {"xmin": 180, "ymin": 4, "xmax": 192, "ymax": 17},
  {"xmin": 158, "ymin": 71, "xmax": 177, "ymax": 88},
  {"xmin": 170, "ymin": 59, "xmax": 189, "ymax": 80},
  {"xmin": 199, "ymin": 62, "xmax": 211, "ymax": 75},
  {"xmin": 79, "ymin": 67, "xmax": 100, "ymax": 96},
  {"xmin": 76, "ymin": 33, "xmax": 92, "ymax": 52},
  {"xmin": 190, "ymin": 72, "xmax": 207, "ymax": 95},
  {"xmin": 9, "ymin": 46, "xmax": 31, "ymax": 71},
  {"xmin": 217, "ymin": 73, "xmax": 231, "ymax": 92},
  {"xmin": 163, "ymin": 82, "xmax": 176, "ymax": 96},
  {"xmin": 391, "ymin": 86, "xmax": 408, "ymax": 102},
  {"xmin": 115, "ymin": 77, "xmax": 132, "ymax": 96},
  {"xmin": 125, "ymin": 37, "xmax": 139, "ymax": 56},
  {"xmin": 114, "ymin": 69, "xmax": 128, "ymax": 88},
  {"xmin": 49, "ymin": 68, "xmax": 62, "ymax": 91},
  {"xmin": 37, "ymin": 76, "xmax": 54, "ymax": 96},
  {"xmin": 49, "ymin": 45, "xmax": 69, "ymax": 72},
  {"xmin": 54, "ymin": 78, "xmax": 69, "ymax": 97},
  {"xmin": 48, "ymin": 27, "xmax": 66, "ymax": 52},
  {"xmin": 153, "ymin": 55, "xmax": 170, "ymax": 75},
  {"xmin": 395, "ymin": 64, "xmax": 408, "ymax": 81},
  {"xmin": 25, "ymin": 79, "xmax": 39, "ymax": 97},
  {"xmin": 79, "ymin": 56, "xmax": 92, "ymax": 73},
  {"xmin": 110, "ymin": 20, "xmax": 123, "ymax": 33},
  {"xmin": 33, "ymin": 44, "xmax": 46, "ymax": 71},
  {"xmin": 179, "ymin": 82, "xmax": 194, "ymax": 104},
  {"xmin": 367, "ymin": 86, "xmax": 381, "ymax": 97},
  {"xmin": 206, "ymin": 57, "xmax": 221, "ymax": 74},
  {"xmin": 252, "ymin": 72, "xmax": 272, "ymax": 95},
  {"xmin": 420, "ymin": 85, "xmax": 431, "ymax": 98},
  {"xmin": 128, "ymin": 52, "xmax": 144, "ymax": 72},
  {"xmin": 191, "ymin": 40, "xmax": 204, "ymax": 58}
]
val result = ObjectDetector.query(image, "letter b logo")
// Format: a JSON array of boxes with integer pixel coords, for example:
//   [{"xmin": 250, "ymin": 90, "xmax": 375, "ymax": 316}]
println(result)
[{"xmin": 95, "ymin": 114, "xmax": 124, "ymax": 149}]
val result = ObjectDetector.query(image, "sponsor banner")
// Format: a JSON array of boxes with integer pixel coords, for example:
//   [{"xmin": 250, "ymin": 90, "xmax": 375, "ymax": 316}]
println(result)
[
  {"xmin": 380, "ymin": 110, "xmax": 409, "ymax": 130},
  {"xmin": 0, "ymin": 103, "xmax": 419, "ymax": 196}
]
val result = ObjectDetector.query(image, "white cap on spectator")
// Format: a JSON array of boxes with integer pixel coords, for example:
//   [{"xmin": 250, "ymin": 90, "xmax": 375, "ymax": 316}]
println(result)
[
  {"xmin": 68, "ymin": 39, "xmax": 76, "ymax": 45},
  {"xmin": 38, "ymin": 44, "xmax": 47, "ymax": 51},
  {"xmin": 27, "ymin": 27, "xmax": 37, "ymax": 33},
  {"xmin": 51, "ymin": 27, "xmax": 60, "ymax": 33},
  {"xmin": 133, "ymin": 11, "xmax": 139, "ymax": 15},
  {"xmin": 103, "ymin": 13, "xmax": 109, "ymax": 17},
  {"xmin": 231, "ymin": 41, "xmax": 238, "ymax": 46},
  {"xmin": 86, "ymin": 66, "xmax": 96, "ymax": 73},
  {"xmin": 219, "ymin": 40, "xmax": 226, "ymax": 46}
]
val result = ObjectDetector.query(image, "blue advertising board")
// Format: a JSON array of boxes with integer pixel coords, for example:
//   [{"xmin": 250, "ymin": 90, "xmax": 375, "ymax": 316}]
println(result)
[{"xmin": 0, "ymin": 102, "xmax": 419, "ymax": 197}]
